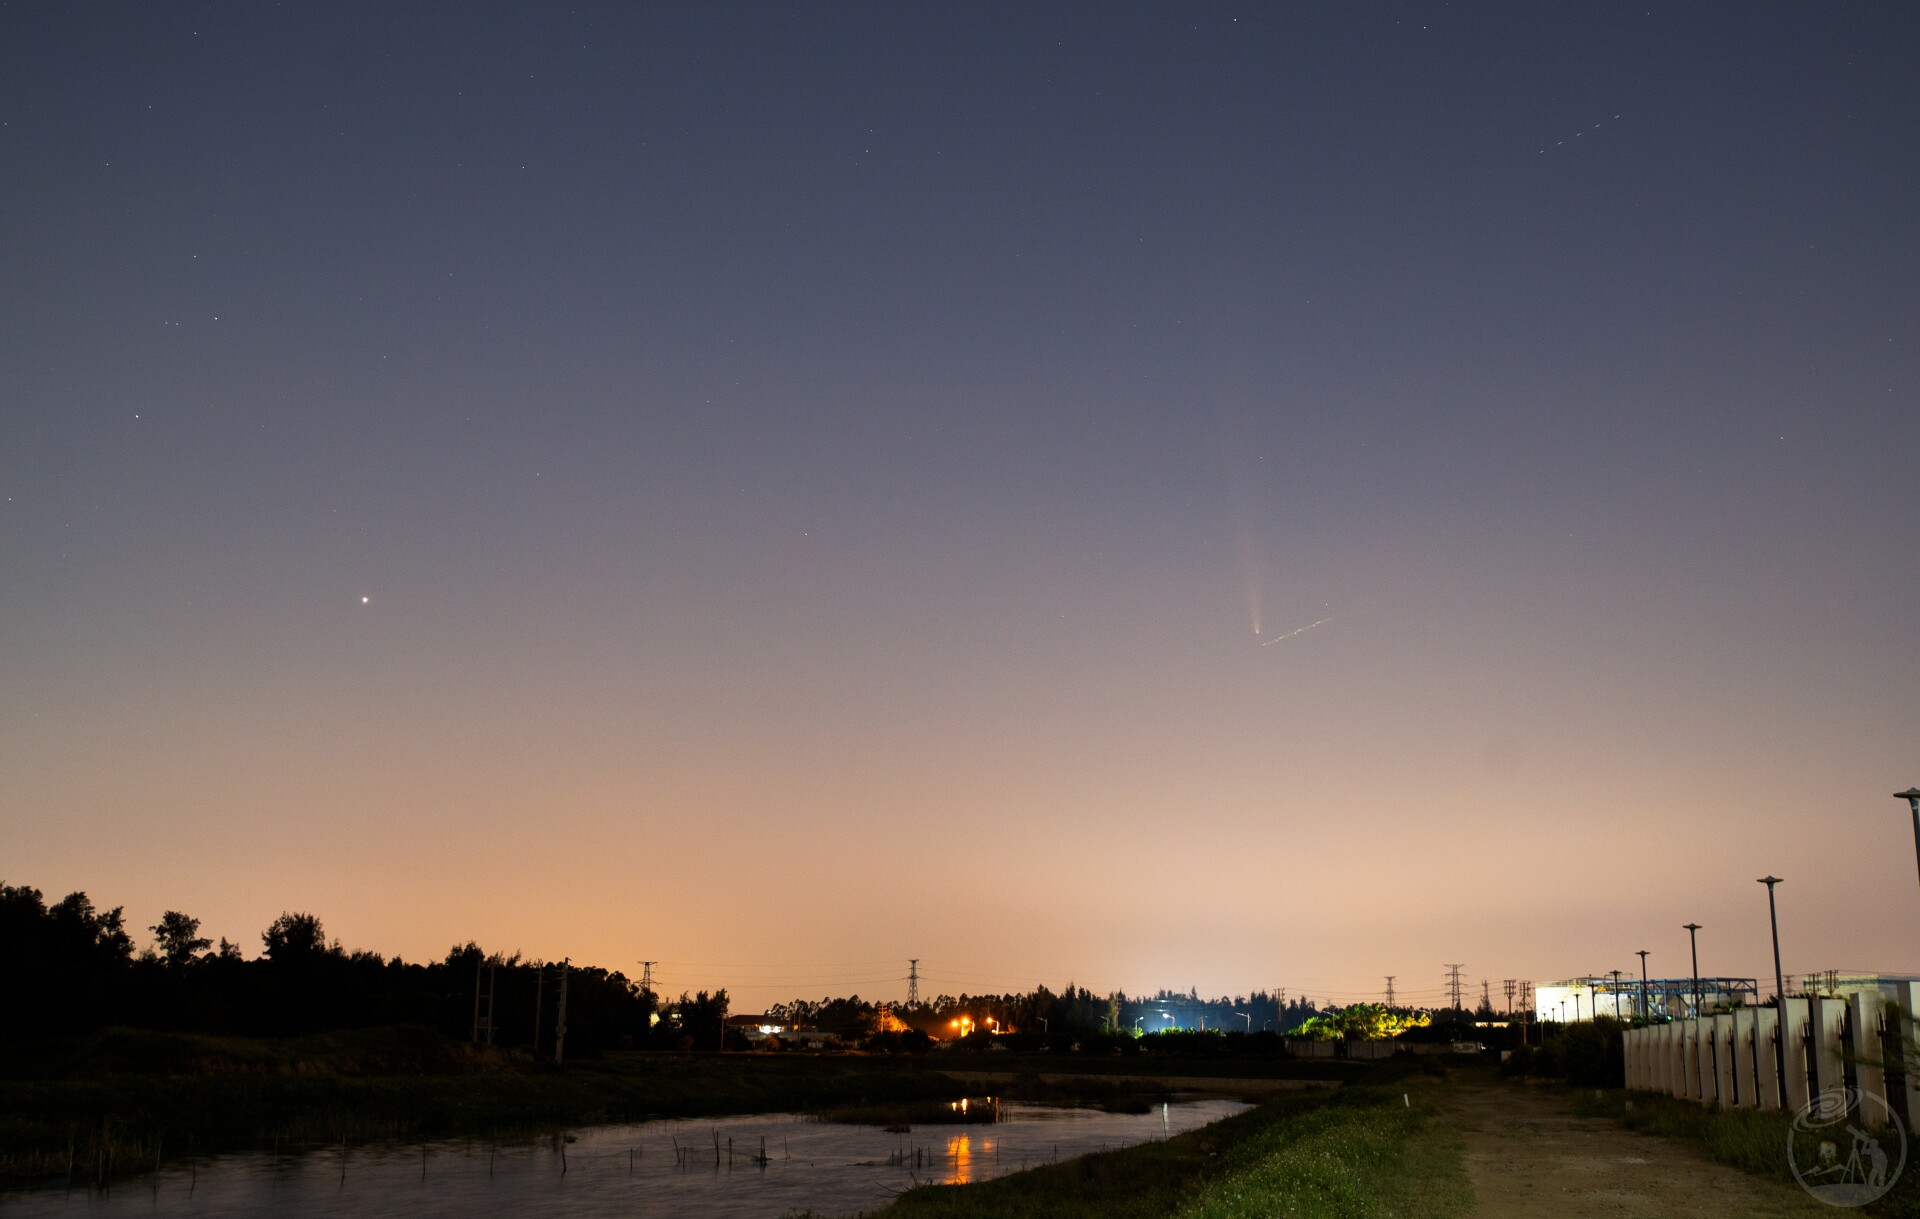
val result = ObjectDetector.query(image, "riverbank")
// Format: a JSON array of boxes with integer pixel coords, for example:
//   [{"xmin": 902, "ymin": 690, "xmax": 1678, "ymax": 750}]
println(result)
[
  {"xmin": 857, "ymin": 1073, "xmax": 1468, "ymax": 1219},
  {"xmin": 0, "ymin": 1027, "xmax": 961, "ymax": 1181},
  {"xmin": 0, "ymin": 1026, "xmax": 1362, "ymax": 1184}
]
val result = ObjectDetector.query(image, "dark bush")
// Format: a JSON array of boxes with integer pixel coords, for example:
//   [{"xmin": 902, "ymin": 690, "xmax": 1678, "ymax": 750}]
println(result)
[{"xmin": 1530, "ymin": 1017, "xmax": 1624, "ymax": 1087}]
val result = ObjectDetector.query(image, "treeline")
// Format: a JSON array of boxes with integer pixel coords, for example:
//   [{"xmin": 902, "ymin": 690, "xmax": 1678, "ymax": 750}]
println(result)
[
  {"xmin": 3, "ymin": 880, "xmax": 1388, "ymax": 1053},
  {"xmin": 768, "ymin": 986, "xmax": 1339, "ymax": 1043},
  {"xmin": 0, "ymin": 883, "xmax": 726, "ymax": 1054}
]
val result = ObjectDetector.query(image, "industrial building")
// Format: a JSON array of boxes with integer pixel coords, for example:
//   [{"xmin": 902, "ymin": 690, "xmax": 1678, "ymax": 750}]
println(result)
[{"xmin": 1535, "ymin": 976, "xmax": 1757, "ymax": 1022}]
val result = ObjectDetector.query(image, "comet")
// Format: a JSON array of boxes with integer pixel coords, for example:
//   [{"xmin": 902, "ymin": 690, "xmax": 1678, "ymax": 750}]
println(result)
[{"xmin": 1261, "ymin": 616, "xmax": 1334, "ymax": 646}]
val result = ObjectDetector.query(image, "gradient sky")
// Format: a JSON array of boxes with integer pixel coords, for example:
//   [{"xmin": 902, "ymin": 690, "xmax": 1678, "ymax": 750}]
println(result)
[{"xmin": 4, "ymin": 3, "xmax": 1917, "ymax": 1011}]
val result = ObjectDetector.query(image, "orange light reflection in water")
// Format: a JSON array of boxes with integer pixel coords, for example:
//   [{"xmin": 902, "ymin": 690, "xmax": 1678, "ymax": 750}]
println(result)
[{"xmin": 947, "ymin": 1133, "xmax": 971, "ymax": 1184}]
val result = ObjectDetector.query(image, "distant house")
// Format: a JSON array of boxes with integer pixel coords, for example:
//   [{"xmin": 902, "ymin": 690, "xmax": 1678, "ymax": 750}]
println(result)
[
  {"xmin": 725, "ymin": 1014, "xmax": 787, "ymax": 1036},
  {"xmin": 725, "ymin": 1014, "xmax": 837, "ymax": 1048}
]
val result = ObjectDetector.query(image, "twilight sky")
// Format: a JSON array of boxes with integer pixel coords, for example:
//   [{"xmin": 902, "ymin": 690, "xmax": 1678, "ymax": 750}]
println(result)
[{"xmin": 3, "ymin": 3, "xmax": 1917, "ymax": 1011}]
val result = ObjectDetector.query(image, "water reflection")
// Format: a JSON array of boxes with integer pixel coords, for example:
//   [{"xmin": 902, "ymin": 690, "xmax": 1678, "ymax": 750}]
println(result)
[
  {"xmin": 0, "ymin": 1100, "xmax": 1250, "ymax": 1218},
  {"xmin": 947, "ymin": 1133, "xmax": 971, "ymax": 1185}
]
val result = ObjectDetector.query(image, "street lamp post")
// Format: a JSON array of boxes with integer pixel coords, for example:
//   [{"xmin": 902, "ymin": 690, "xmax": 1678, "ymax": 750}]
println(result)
[
  {"xmin": 1682, "ymin": 923, "xmax": 1702, "ymax": 1018},
  {"xmin": 1609, "ymin": 969, "xmax": 1623, "ymax": 1020},
  {"xmin": 1896, "ymin": 789, "xmax": 1920, "ymax": 898},
  {"xmin": 1635, "ymin": 950, "xmax": 1650, "ymax": 1023},
  {"xmin": 1759, "ymin": 876, "xmax": 1788, "ymax": 1104}
]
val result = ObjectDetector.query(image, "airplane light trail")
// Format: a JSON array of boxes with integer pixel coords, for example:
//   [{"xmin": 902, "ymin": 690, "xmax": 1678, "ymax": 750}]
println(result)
[{"xmin": 1261, "ymin": 616, "xmax": 1335, "ymax": 646}]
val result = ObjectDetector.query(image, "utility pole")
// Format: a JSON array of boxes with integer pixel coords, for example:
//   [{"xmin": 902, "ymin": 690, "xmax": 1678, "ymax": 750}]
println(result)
[
  {"xmin": 907, "ymin": 959, "xmax": 919, "ymax": 1006},
  {"xmin": 532, "ymin": 965, "xmax": 544, "ymax": 1056},
  {"xmin": 472, "ymin": 955, "xmax": 496, "ymax": 1044},
  {"xmin": 1384, "ymin": 976, "xmax": 1396, "ymax": 1006},
  {"xmin": 554, "ymin": 957, "xmax": 570, "ymax": 1066},
  {"xmin": 1758, "ymin": 877, "xmax": 1788, "ymax": 1102},
  {"xmin": 1503, "ymin": 979, "xmax": 1516, "ymax": 1016},
  {"xmin": 1635, "ymin": 950, "xmax": 1650, "ymax": 1023},
  {"xmin": 1895, "ymin": 789, "xmax": 1920, "ymax": 899},
  {"xmin": 1444, "ymin": 965, "xmax": 1465, "ymax": 1013},
  {"xmin": 1683, "ymin": 923, "xmax": 1703, "ymax": 1018}
]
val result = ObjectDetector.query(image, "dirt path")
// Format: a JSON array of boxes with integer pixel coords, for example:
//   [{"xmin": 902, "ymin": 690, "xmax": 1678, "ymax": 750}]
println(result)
[{"xmin": 1444, "ymin": 1076, "xmax": 1829, "ymax": 1218}]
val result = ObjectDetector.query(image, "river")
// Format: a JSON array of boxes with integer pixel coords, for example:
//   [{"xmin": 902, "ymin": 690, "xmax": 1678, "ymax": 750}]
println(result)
[{"xmin": 0, "ymin": 1098, "xmax": 1251, "ymax": 1218}]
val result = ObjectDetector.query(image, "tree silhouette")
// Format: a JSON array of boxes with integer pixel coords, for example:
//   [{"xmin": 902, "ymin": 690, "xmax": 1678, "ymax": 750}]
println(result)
[
  {"xmin": 151, "ymin": 911, "xmax": 211, "ymax": 966},
  {"xmin": 261, "ymin": 911, "xmax": 329, "ymax": 959}
]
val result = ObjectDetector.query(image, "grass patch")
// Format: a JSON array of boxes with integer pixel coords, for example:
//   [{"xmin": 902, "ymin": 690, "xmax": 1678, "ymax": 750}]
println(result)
[
  {"xmin": 860, "ymin": 1082, "xmax": 1467, "ymax": 1219},
  {"xmin": 1173, "ymin": 1085, "xmax": 1468, "ymax": 1219}
]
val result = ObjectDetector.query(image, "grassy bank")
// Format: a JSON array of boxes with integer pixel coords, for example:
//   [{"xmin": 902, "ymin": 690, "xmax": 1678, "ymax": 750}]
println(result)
[
  {"xmin": 1574, "ymin": 1087, "xmax": 1920, "ymax": 1218},
  {"xmin": 862, "ymin": 1072, "xmax": 1468, "ymax": 1219}
]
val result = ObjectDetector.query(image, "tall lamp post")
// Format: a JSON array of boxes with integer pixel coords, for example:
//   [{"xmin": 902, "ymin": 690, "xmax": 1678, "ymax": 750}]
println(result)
[
  {"xmin": 1635, "ymin": 950, "xmax": 1650, "ymax": 1023},
  {"xmin": 1896, "ymin": 789, "xmax": 1920, "ymax": 897},
  {"xmin": 1682, "ymin": 923, "xmax": 1703, "ymax": 1018},
  {"xmin": 1759, "ymin": 876, "xmax": 1788, "ymax": 1102},
  {"xmin": 1609, "ymin": 969, "xmax": 1623, "ymax": 1020}
]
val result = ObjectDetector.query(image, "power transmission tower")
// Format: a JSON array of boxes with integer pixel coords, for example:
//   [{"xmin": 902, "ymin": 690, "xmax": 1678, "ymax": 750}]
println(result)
[
  {"xmin": 1503, "ymin": 979, "xmax": 1516, "ymax": 1015},
  {"xmin": 1444, "ymin": 964, "xmax": 1465, "ymax": 1013},
  {"xmin": 1480, "ymin": 979, "xmax": 1491, "ymax": 1012},
  {"xmin": 638, "ymin": 960, "xmax": 655, "ymax": 998},
  {"xmin": 907, "ymin": 959, "xmax": 919, "ymax": 1006},
  {"xmin": 1384, "ymin": 976, "xmax": 1396, "ymax": 1005}
]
